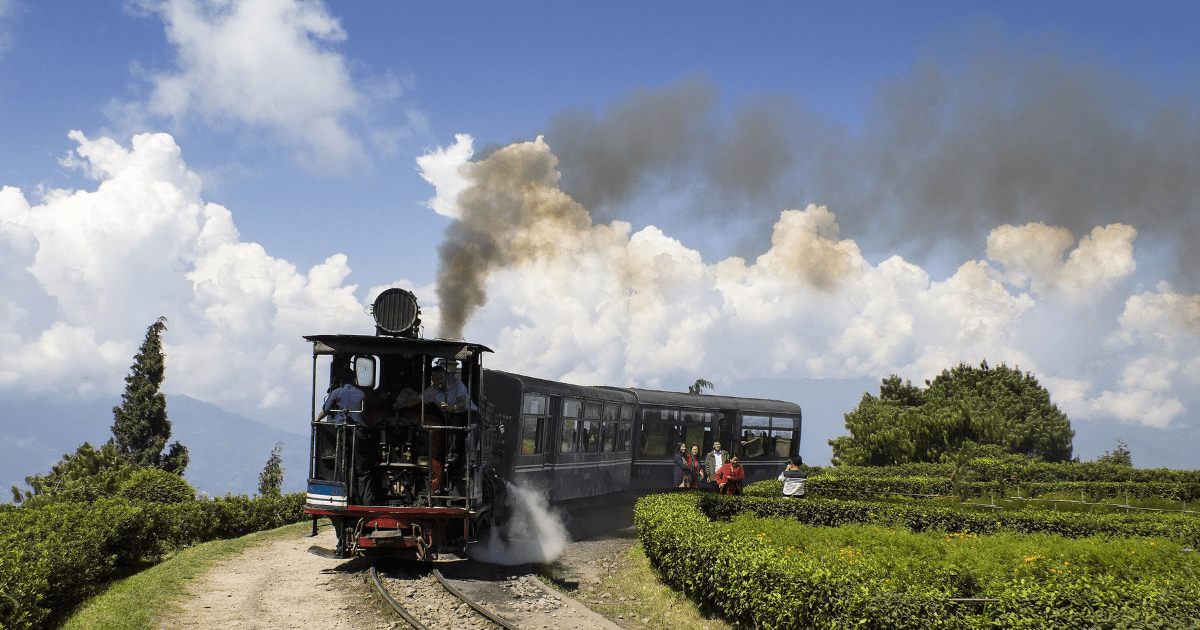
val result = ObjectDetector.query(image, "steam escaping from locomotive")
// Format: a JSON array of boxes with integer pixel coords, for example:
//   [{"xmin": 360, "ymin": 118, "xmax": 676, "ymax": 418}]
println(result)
[{"xmin": 468, "ymin": 482, "xmax": 569, "ymax": 565}]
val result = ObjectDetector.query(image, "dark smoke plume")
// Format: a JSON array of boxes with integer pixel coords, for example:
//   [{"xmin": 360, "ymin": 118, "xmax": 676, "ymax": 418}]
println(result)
[
  {"xmin": 435, "ymin": 138, "xmax": 595, "ymax": 338},
  {"xmin": 542, "ymin": 26, "xmax": 1200, "ymax": 279},
  {"xmin": 436, "ymin": 23, "xmax": 1200, "ymax": 336}
]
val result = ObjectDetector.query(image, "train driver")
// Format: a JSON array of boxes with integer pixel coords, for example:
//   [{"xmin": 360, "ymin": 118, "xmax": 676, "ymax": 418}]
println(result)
[
  {"xmin": 395, "ymin": 366, "xmax": 477, "ymax": 494},
  {"xmin": 315, "ymin": 370, "xmax": 375, "ymax": 505}
]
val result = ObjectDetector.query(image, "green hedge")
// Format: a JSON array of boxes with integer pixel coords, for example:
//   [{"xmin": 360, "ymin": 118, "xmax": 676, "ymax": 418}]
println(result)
[
  {"xmin": 822, "ymin": 460, "xmax": 1200, "ymax": 485},
  {"xmin": 636, "ymin": 492, "xmax": 1200, "ymax": 629},
  {"xmin": 792, "ymin": 475, "xmax": 1200, "ymax": 503},
  {"xmin": 704, "ymin": 492, "xmax": 1200, "ymax": 547},
  {"xmin": 0, "ymin": 493, "xmax": 305, "ymax": 630},
  {"xmin": 1019, "ymin": 481, "xmax": 1200, "ymax": 503}
]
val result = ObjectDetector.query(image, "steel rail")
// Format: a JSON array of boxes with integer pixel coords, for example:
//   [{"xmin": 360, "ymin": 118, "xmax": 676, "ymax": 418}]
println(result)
[
  {"xmin": 433, "ymin": 568, "xmax": 521, "ymax": 630},
  {"xmin": 369, "ymin": 563, "xmax": 431, "ymax": 630}
]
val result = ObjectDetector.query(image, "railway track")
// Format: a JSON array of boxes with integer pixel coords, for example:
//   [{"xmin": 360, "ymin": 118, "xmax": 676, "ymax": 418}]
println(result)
[{"xmin": 369, "ymin": 559, "xmax": 619, "ymax": 630}]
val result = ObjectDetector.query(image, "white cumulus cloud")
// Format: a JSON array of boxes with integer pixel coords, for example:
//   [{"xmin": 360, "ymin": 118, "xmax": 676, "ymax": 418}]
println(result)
[
  {"xmin": 0, "ymin": 130, "xmax": 371, "ymax": 426},
  {"xmin": 121, "ymin": 0, "xmax": 413, "ymax": 173}
]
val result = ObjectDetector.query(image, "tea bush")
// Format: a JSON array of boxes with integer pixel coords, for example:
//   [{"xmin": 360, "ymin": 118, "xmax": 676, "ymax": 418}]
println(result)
[
  {"xmin": 0, "ymin": 492, "xmax": 304, "ymax": 630},
  {"xmin": 118, "ymin": 468, "xmax": 196, "ymax": 504},
  {"xmin": 636, "ymin": 492, "xmax": 1200, "ymax": 629},
  {"xmin": 704, "ymin": 492, "xmax": 1200, "ymax": 547},
  {"xmin": 768, "ymin": 474, "xmax": 1200, "ymax": 504},
  {"xmin": 823, "ymin": 460, "xmax": 1200, "ymax": 485}
]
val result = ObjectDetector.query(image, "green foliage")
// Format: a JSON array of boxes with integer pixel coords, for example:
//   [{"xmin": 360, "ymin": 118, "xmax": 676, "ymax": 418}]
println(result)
[
  {"xmin": 257, "ymin": 442, "xmax": 285, "ymax": 497},
  {"xmin": 0, "ymin": 493, "xmax": 305, "ymax": 630},
  {"xmin": 1096, "ymin": 439, "xmax": 1134, "ymax": 467},
  {"xmin": 701, "ymin": 492, "xmax": 1200, "ymax": 547},
  {"xmin": 636, "ymin": 492, "xmax": 1200, "ymax": 629},
  {"xmin": 118, "ymin": 468, "xmax": 195, "ymax": 504},
  {"xmin": 688, "ymin": 378, "xmax": 715, "ymax": 395},
  {"xmin": 807, "ymin": 459, "xmax": 1200, "ymax": 485},
  {"xmin": 830, "ymin": 361, "xmax": 1075, "ymax": 466},
  {"xmin": 10, "ymin": 441, "xmax": 135, "ymax": 508},
  {"xmin": 111, "ymin": 317, "xmax": 188, "ymax": 474}
]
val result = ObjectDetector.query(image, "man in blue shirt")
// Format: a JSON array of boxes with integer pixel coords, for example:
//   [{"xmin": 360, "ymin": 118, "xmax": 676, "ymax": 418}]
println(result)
[
  {"xmin": 317, "ymin": 373, "xmax": 374, "ymax": 505},
  {"xmin": 318, "ymin": 381, "xmax": 365, "ymax": 425}
]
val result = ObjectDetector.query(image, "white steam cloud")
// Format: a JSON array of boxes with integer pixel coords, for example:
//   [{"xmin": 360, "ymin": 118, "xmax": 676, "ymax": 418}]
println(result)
[
  {"xmin": 468, "ymin": 482, "xmax": 569, "ymax": 565},
  {"xmin": 420, "ymin": 134, "xmax": 1199, "ymax": 431},
  {"xmin": 0, "ymin": 131, "xmax": 374, "ymax": 423}
]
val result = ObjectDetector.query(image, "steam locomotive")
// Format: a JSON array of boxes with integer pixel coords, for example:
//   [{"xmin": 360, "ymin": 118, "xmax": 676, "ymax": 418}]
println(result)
[{"xmin": 304, "ymin": 288, "xmax": 802, "ymax": 559}]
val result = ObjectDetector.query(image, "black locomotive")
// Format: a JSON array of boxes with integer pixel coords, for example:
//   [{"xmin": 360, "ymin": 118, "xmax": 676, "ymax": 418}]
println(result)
[{"xmin": 304, "ymin": 288, "xmax": 801, "ymax": 559}]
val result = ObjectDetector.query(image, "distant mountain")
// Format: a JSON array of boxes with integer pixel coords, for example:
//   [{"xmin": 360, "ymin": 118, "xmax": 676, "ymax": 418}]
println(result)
[
  {"xmin": 4, "ymin": 379, "xmax": 1194, "ymax": 501},
  {"xmin": 2, "ymin": 394, "xmax": 308, "ymax": 498}
]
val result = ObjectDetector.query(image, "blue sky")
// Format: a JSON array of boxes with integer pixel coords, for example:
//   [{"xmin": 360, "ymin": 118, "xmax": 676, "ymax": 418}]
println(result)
[{"xmin": 2, "ymin": 0, "xmax": 1199, "ymax": 466}]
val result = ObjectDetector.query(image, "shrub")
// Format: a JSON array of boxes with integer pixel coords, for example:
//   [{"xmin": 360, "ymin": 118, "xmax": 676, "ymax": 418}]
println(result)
[
  {"xmin": 705, "ymin": 491, "xmax": 1200, "ymax": 547},
  {"xmin": 0, "ymin": 492, "xmax": 305, "ymax": 630},
  {"xmin": 636, "ymin": 492, "xmax": 1200, "ymax": 629},
  {"xmin": 118, "ymin": 468, "xmax": 196, "ymax": 504}
]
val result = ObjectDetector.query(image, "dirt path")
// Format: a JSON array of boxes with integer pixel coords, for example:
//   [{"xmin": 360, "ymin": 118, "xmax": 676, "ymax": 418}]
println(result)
[
  {"xmin": 159, "ymin": 527, "xmax": 393, "ymax": 630},
  {"xmin": 160, "ymin": 524, "xmax": 640, "ymax": 630}
]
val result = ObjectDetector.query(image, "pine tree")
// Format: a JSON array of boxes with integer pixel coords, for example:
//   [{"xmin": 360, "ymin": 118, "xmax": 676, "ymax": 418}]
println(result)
[
  {"xmin": 258, "ymin": 442, "xmax": 285, "ymax": 497},
  {"xmin": 111, "ymin": 316, "xmax": 188, "ymax": 474}
]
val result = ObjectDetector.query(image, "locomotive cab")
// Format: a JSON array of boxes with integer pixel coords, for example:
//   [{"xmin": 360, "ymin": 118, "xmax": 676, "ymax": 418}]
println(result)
[{"xmin": 303, "ymin": 289, "xmax": 495, "ymax": 559}]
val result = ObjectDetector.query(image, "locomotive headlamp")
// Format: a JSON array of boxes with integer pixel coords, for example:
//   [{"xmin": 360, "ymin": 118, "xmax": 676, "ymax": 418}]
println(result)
[{"xmin": 370, "ymin": 288, "xmax": 421, "ymax": 337}]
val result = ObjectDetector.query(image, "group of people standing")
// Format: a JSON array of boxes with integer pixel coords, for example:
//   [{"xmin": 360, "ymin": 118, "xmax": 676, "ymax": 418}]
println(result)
[
  {"xmin": 673, "ymin": 440, "xmax": 807, "ymax": 498},
  {"xmin": 673, "ymin": 440, "xmax": 747, "ymax": 495}
]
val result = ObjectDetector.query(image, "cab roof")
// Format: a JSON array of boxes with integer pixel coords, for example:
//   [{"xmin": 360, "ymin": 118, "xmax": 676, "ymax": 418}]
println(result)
[{"xmin": 304, "ymin": 334, "xmax": 493, "ymax": 360}]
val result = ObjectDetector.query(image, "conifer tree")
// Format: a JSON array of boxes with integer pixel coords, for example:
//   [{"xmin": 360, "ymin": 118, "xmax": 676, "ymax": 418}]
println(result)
[
  {"xmin": 111, "ymin": 316, "xmax": 188, "ymax": 474},
  {"xmin": 258, "ymin": 442, "xmax": 285, "ymax": 497}
]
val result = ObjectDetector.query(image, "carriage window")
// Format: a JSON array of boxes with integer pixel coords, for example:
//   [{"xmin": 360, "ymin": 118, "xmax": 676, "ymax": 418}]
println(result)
[
  {"xmin": 560, "ymin": 417, "xmax": 579, "ymax": 452},
  {"xmin": 521, "ymin": 394, "xmax": 548, "ymax": 455},
  {"xmin": 618, "ymin": 421, "xmax": 632, "ymax": 451},
  {"xmin": 561, "ymin": 398, "xmax": 583, "ymax": 452},
  {"xmin": 600, "ymin": 405, "xmax": 620, "ymax": 452},
  {"xmin": 521, "ymin": 417, "xmax": 543, "ymax": 454},
  {"xmin": 740, "ymin": 415, "xmax": 770, "ymax": 459},
  {"xmin": 740, "ymin": 415, "xmax": 796, "ymax": 459},
  {"xmin": 580, "ymin": 419, "xmax": 600, "ymax": 452},
  {"xmin": 636, "ymin": 422, "xmax": 671, "ymax": 457},
  {"xmin": 680, "ymin": 411, "xmax": 713, "ymax": 425},
  {"xmin": 637, "ymin": 422, "xmax": 707, "ymax": 458},
  {"xmin": 771, "ymin": 429, "xmax": 794, "ymax": 458},
  {"xmin": 525, "ymin": 395, "xmax": 547, "ymax": 415}
]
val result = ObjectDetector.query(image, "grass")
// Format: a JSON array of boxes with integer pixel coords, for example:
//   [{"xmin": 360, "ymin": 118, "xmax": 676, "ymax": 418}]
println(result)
[
  {"xmin": 56, "ymin": 519, "xmax": 326, "ymax": 630},
  {"xmin": 541, "ymin": 544, "xmax": 734, "ymax": 630}
]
